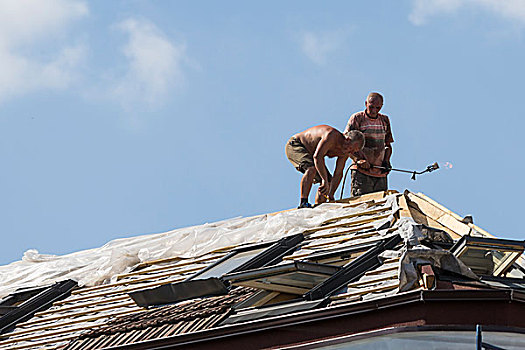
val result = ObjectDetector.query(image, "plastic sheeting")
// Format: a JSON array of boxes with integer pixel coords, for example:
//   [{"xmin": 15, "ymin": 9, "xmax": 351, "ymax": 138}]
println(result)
[
  {"xmin": 0, "ymin": 198, "xmax": 398, "ymax": 298},
  {"xmin": 392, "ymin": 217, "xmax": 425, "ymax": 247}
]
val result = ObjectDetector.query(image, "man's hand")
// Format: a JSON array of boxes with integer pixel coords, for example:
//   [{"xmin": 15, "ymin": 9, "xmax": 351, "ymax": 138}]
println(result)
[
  {"xmin": 319, "ymin": 181, "xmax": 330, "ymax": 196},
  {"xmin": 357, "ymin": 159, "xmax": 371, "ymax": 170},
  {"xmin": 381, "ymin": 160, "xmax": 392, "ymax": 174}
]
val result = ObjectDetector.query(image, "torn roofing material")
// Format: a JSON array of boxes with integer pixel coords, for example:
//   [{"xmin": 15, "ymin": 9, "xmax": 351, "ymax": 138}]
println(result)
[
  {"xmin": 63, "ymin": 288, "xmax": 255, "ymax": 350},
  {"xmin": 0, "ymin": 190, "xmax": 524, "ymax": 350}
]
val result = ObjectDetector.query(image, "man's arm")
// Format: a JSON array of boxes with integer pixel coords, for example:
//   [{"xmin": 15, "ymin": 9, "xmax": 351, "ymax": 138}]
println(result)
[
  {"xmin": 313, "ymin": 136, "xmax": 332, "ymax": 196},
  {"xmin": 349, "ymin": 150, "xmax": 370, "ymax": 170},
  {"xmin": 382, "ymin": 115, "xmax": 394, "ymax": 169},
  {"xmin": 384, "ymin": 142, "xmax": 392, "ymax": 163},
  {"xmin": 329, "ymin": 156, "xmax": 348, "ymax": 200}
]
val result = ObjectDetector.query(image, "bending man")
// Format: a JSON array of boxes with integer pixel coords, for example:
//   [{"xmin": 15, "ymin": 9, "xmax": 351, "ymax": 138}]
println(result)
[
  {"xmin": 344, "ymin": 92, "xmax": 394, "ymax": 197},
  {"xmin": 286, "ymin": 125, "xmax": 365, "ymax": 208}
]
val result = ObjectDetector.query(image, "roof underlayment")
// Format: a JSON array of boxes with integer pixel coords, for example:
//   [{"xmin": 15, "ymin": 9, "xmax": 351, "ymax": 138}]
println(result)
[{"xmin": 0, "ymin": 199, "xmax": 384, "ymax": 298}]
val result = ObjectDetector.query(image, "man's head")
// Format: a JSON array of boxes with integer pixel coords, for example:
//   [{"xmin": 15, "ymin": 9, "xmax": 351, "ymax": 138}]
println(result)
[
  {"xmin": 344, "ymin": 130, "xmax": 365, "ymax": 154},
  {"xmin": 365, "ymin": 92, "xmax": 383, "ymax": 118}
]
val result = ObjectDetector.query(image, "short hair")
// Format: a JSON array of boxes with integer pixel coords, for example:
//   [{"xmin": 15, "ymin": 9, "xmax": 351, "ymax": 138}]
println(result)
[
  {"xmin": 367, "ymin": 92, "xmax": 383, "ymax": 104},
  {"xmin": 346, "ymin": 130, "xmax": 365, "ymax": 150}
]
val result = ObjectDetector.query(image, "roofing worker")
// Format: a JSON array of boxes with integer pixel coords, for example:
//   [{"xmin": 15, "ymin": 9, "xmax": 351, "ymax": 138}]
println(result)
[
  {"xmin": 286, "ymin": 125, "xmax": 365, "ymax": 208},
  {"xmin": 344, "ymin": 92, "xmax": 394, "ymax": 197}
]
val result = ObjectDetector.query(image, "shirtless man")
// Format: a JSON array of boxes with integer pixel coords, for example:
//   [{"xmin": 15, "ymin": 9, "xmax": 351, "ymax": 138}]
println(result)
[{"xmin": 285, "ymin": 125, "xmax": 365, "ymax": 208}]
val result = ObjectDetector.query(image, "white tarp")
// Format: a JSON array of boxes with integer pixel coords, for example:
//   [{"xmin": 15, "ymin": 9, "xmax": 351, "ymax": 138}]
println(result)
[{"xmin": 0, "ymin": 198, "xmax": 397, "ymax": 298}]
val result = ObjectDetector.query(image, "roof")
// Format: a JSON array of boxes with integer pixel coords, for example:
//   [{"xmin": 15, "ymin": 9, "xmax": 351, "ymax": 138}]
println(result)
[{"xmin": 0, "ymin": 190, "xmax": 524, "ymax": 349}]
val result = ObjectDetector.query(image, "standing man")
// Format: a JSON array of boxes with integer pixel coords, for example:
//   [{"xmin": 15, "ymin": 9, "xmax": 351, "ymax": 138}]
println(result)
[
  {"xmin": 344, "ymin": 92, "xmax": 394, "ymax": 197},
  {"xmin": 286, "ymin": 125, "xmax": 364, "ymax": 208}
]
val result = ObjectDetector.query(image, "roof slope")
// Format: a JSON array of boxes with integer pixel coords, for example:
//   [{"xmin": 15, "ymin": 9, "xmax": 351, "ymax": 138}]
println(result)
[{"xmin": 0, "ymin": 190, "xmax": 523, "ymax": 350}]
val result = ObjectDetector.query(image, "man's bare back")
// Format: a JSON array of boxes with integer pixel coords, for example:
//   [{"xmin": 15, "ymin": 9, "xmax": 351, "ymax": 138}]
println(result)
[{"xmin": 294, "ymin": 125, "xmax": 348, "ymax": 159}]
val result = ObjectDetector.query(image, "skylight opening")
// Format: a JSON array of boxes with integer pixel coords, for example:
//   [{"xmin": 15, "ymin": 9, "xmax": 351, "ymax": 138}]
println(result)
[{"xmin": 451, "ymin": 236, "xmax": 525, "ymax": 277}]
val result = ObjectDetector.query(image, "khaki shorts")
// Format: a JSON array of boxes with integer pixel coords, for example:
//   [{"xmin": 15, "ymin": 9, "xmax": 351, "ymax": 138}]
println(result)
[{"xmin": 285, "ymin": 137, "xmax": 332, "ymax": 184}]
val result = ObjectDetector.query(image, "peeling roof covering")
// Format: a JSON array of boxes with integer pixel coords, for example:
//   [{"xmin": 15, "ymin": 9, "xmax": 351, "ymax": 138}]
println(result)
[
  {"xmin": 64, "ymin": 288, "xmax": 255, "ymax": 350},
  {"xmin": 0, "ymin": 190, "xmax": 523, "ymax": 350}
]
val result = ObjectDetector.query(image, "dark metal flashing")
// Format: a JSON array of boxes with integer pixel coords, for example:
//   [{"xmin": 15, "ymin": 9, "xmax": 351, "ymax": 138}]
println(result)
[
  {"xmin": 229, "ymin": 234, "xmax": 304, "ymax": 273},
  {"xmin": 187, "ymin": 234, "xmax": 303, "ymax": 283},
  {"xmin": 0, "ymin": 279, "xmax": 77, "ymax": 335},
  {"xmin": 0, "ymin": 285, "xmax": 48, "ymax": 307},
  {"xmin": 129, "ymin": 278, "xmax": 228, "ymax": 307},
  {"xmin": 101, "ymin": 289, "xmax": 525, "ymax": 350},
  {"xmin": 452, "ymin": 236, "xmax": 525, "ymax": 251},
  {"xmin": 279, "ymin": 324, "xmax": 525, "ymax": 350},
  {"xmin": 187, "ymin": 241, "xmax": 275, "ymax": 281},
  {"xmin": 304, "ymin": 233, "xmax": 402, "ymax": 300}
]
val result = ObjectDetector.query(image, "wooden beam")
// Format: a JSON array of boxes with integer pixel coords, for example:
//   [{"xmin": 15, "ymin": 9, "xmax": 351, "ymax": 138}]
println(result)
[
  {"xmin": 118, "ymin": 253, "xmax": 226, "ymax": 279},
  {"xmin": 36, "ymin": 295, "xmax": 131, "ymax": 316},
  {"xmin": 73, "ymin": 265, "xmax": 205, "ymax": 295},
  {"xmin": 304, "ymin": 213, "xmax": 392, "ymax": 235},
  {"xmin": 19, "ymin": 301, "xmax": 139, "ymax": 328},
  {"xmin": 320, "ymin": 207, "xmax": 390, "ymax": 226},
  {"xmin": 346, "ymin": 274, "xmax": 398, "ymax": 288},
  {"xmin": 4, "ymin": 308, "xmax": 140, "ymax": 339}
]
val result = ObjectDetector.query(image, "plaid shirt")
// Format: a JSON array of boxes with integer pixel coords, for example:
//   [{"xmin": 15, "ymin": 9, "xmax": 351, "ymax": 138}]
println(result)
[{"xmin": 344, "ymin": 111, "xmax": 394, "ymax": 177}]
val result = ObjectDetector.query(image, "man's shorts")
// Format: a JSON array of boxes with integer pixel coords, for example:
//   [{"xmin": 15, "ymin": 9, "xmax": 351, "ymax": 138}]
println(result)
[
  {"xmin": 350, "ymin": 170, "xmax": 387, "ymax": 197},
  {"xmin": 285, "ymin": 137, "xmax": 332, "ymax": 184}
]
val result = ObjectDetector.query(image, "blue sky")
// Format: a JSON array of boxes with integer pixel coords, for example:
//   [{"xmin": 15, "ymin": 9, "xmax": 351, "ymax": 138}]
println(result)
[{"xmin": 1, "ymin": 0, "xmax": 524, "ymax": 265}]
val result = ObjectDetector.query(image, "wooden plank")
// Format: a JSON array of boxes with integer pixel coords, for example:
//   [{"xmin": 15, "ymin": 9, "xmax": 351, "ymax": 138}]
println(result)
[
  {"xmin": 5, "ymin": 334, "xmax": 79, "ymax": 350},
  {"xmin": 0, "ymin": 322, "xmax": 102, "ymax": 346},
  {"xmin": 232, "ymin": 281, "xmax": 308, "ymax": 295},
  {"xmin": 134, "ymin": 252, "xmax": 225, "ymax": 270},
  {"xmin": 365, "ymin": 265, "xmax": 399, "ymax": 276},
  {"xmin": 302, "ymin": 233, "xmax": 387, "ymax": 251},
  {"xmin": 339, "ymin": 199, "xmax": 375, "ymax": 208},
  {"xmin": 308, "ymin": 225, "xmax": 375, "ymax": 240},
  {"xmin": 331, "ymin": 283, "xmax": 400, "ymax": 300},
  {"xmin": 36, "ymin": 295, "xmax": 131, "ymax": 316},
  {"xmin": 406, "ymin": 192, "xmax": 446, "ymax": 221},
  {"xmin": 304, "ymin": 213, "xmax": 392, "ymax": 235},
  {"xmin": 407, "ymin": 204, "xmax": 461, "ymax": 239},
  {"xmin": 19, "ymin": 301, "xmax": 138, "ymax": 328},
  {"xmin": 347, "ymin": 274, "xmax": 397, "ymax": 288},
  {"xmin": 73, "ymin": 265, "xmax": 205, "ymax": 295},
  {"xmin": 251, "ymin": 292, "xmax": 281, "ymax": 308},
  {"xmin": 117, "ymin": 254, "xmax": 226, "ymax": 279},
  {"xmin": 411, "ymin": 191, "xmax": 495, "ymax": 239},
  {"xmin": 415, "ymin": 192, "xmax": 464, "ymax": 221},
  {"xmin": 436, "ymin": 213, "xmax": 471, "ymax": 237},
  {"xmin": 397, "ymin": 193, "xmax": 412, "ymax": 218},
  {"xmin": 343, "ymin": 191, "xmax": 391, "ymax": 204},
  {"xmin": 5, "ymin": 308, "xmax": 140, "ymax": 338},
  {"xmin": 320, "ymin": 207, "xmax": 390, "ymax": 226}
]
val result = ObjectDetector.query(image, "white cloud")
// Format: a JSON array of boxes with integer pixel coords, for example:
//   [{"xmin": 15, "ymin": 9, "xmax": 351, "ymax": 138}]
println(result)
[
  {"xmin": 111, "ymin": 18, "xmax": 187, "ymax": 108},
  {"xmin": 0, "ymin": 0, "xmax": 88, "ymax": 102},
  {"xmin": 300, "ymin": 30, "xmax": 345, "ymax": 66},
  {"xmin": 409, "ymin": 0, "xmax": 525, "ymax": 26}
]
